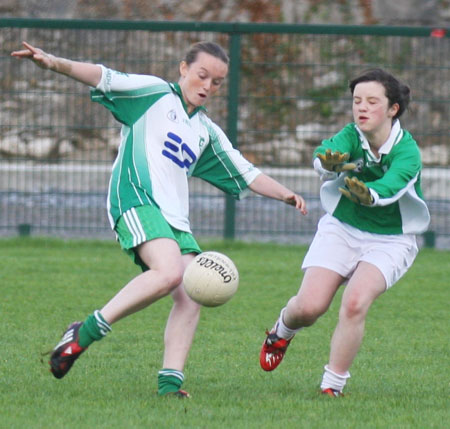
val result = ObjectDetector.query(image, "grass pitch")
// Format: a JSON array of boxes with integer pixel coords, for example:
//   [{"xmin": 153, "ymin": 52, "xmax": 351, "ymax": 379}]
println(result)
[{"xmin": 1, "ymin": 237, "xmax": 448, "ymax": 428}]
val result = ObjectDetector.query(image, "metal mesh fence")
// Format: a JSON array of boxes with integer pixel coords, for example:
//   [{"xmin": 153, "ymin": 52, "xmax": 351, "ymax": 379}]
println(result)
[{"xmin": 1, "ymin": 20, "xmax": 449, "ymax": 247}]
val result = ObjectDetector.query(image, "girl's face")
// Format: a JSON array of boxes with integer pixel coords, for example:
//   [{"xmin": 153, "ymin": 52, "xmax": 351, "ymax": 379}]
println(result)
[
  {"xmin": 352, "ymin": 81, "xmax": 399, "ymax": 136},
  {"xmin": 179, "ymin": 52, "xmax": 228, "ymax": 113}
]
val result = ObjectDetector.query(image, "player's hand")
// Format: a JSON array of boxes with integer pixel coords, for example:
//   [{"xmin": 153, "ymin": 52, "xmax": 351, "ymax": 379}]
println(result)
[
  {"xmin": 339, "ymin": 176, "xmax": 373, "ymax": 205},
  {"xmin": 284, "ymin": 193, "xmax": 308, "ymax": 215},
  {"xmin": 11, "ymin": 41, "xmax": 57, "ymax": 71},
  {"xmin": 317, "ymin": 149, "xmax": 357, "ymax": 172}
]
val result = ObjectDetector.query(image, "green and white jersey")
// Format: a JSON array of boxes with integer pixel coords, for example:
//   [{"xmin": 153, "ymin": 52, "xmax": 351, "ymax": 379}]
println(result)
[
  {"xmin": 91, "ymin": 66, "xmax": 260, "ymax": 232},
  {"xmin": 313, "ymin": 120, "xmax": 430, "ymax": 235}
]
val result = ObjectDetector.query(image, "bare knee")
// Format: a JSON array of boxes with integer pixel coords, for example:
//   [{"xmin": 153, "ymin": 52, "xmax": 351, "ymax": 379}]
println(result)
[
  {"xmin": 167, "ymin": 268, "xmax": 184, "ymax": 291},
  {"xmin": 157, "ymin": 268, "xmax": 184, "ymax": 296},
  {"xmin": 287, "ymin": 297, "xmax": 328, "ymax": 327},
  {"xmin": 298, "ymin": 304, "xmax": 326, "ymax": 326},
  {"xmin": 340, "ymin": 294, "xmax": 367, "ymax": 321}
]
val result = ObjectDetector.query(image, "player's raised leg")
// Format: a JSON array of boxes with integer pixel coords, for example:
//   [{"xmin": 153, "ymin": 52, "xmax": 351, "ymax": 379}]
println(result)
[
  {"xmin": 101, "ymin": 238, "xmax": 184, "ymax": 323},
  {"xmin": 49, "ymin": 238, "xmax": 184, "ymax": 379}
]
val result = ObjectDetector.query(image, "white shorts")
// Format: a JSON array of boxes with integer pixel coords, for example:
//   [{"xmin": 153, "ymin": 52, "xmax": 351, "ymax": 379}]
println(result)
[{"xmin": 302, "ymin": 214, "xmax": 418, "ymax": 289}]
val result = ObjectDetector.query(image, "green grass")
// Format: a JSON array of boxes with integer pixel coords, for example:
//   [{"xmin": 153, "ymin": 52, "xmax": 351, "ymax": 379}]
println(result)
[{"xmin": 1, "ymin": 237, "xmax": 449, "ymax": 428}]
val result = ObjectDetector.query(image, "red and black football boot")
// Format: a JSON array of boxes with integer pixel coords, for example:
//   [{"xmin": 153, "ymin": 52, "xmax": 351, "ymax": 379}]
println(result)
[
  {"xmin": 159, "ymin": 389, "xmax": 191, "ymax": 399},
  {"xmin": 170, "ymin": 389, "xmax": 191, "ymax": 398},
  {"xmin": 49, "ymin": 322, "xmax": 87, "ymax": 379},
  {"xmin": 259, "ymin": 329, "xmax": 292, "ymax": 371},
  {"xmin": 322, "ymin": 388, "xmax": 343, "ymax": 397}
]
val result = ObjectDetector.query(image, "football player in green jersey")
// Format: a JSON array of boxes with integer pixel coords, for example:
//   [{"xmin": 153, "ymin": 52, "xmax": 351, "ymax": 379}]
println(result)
[
  {"xmin": 260, "ymin": 68, "xmax": 430, "ymax": 397},
  {"xmin": 12, "ymin": 41, "xmax": 307, "ymax": 397}
]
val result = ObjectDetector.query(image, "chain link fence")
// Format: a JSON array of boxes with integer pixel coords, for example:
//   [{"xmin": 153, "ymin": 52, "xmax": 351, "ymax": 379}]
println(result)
[{"xmin": 1, "ymin": 19, "xmax": 449, "ymax": 247}]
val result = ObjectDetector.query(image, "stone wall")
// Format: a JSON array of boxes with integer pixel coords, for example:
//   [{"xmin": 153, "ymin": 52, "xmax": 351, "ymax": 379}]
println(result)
[
  {"xmin": 1, "ymin": 0, "xmax": 449, "ymax": 25},
  {"xmin": 1, "ymin": 0, "xmax": 449, "ymax": 165}
]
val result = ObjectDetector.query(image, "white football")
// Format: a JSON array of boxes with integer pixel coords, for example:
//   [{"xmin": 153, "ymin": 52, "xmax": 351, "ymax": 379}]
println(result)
[{"xmin": 183, "ymin": 251, "xmax": 239, "ymax": 307}]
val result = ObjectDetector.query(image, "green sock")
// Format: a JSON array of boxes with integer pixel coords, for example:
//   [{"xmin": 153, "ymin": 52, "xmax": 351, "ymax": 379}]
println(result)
[
  {"xmin": 158, "ymin": 369, "xmax": 184, "ymax": 395},
  {"xmin": 78, "ymin": 310, "xmax": 112, "ymax": 348}
]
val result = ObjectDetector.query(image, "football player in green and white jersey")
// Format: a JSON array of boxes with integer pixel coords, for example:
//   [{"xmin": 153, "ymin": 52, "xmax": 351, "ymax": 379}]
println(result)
[
  {"xmin": 260, "ymin": 68, "xmax": 430, "ymax": 397},
  {"xmin": 12, "ymin": 41, "xmax": 307, "ymax": 397}
]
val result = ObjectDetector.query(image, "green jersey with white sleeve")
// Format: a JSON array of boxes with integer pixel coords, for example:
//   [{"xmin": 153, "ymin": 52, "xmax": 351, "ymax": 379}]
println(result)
[
  {"xmin": 91, "ymin": 66, "xmax": 260, "ymax": 233},
  {"xmin": 313, "ymin": 120, "xmax": 430, "ymax": 235}
]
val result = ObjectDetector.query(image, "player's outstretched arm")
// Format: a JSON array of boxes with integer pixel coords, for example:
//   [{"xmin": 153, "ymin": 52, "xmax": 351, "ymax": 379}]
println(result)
[
  {"xmin": 249, "ymin": 173, "xmax": 307, "ymax": 215},
  {"xmin": 316, "ymin": 149, "xmax": 357, "ymax": 172},
  {"xmin": 339, "ymin": 176, "xmax": 374, "ymax": 205},
  {"xmin": 11, "ymin": 41, "xmax": 102, "ymax": 87}
]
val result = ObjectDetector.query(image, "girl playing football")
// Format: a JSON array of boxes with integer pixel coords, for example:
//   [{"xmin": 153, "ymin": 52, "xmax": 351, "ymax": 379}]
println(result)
[
  {"xmin": 12, "ymin": 40, "xmax": 307, "ymax": 397},
  {"xmin": 260, "ymin": 68, "xmax": 430, "ymax": 397}
]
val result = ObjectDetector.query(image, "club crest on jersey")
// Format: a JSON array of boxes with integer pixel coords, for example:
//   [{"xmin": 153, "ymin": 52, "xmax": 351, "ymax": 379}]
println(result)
[
  {"xmin": 167, "ymin": 109, "xmax": 178, "ymax": 123},
  {"xmin": 162, "ymin": 131, "xmax": 197, "ymax": 170}
]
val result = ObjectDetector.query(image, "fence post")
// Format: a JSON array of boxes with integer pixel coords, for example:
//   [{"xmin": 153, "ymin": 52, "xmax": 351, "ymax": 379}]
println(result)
[
  {"xmin": 18, "ymin": 223, "xmax": 31, "ymax": 237},
  {"xmin": 224, "ymin": 33, "xmax": 241, "ymax": 239},
  {"xmin": 423, "ymin": 230, "xmax": 436, "ymax": 248}
]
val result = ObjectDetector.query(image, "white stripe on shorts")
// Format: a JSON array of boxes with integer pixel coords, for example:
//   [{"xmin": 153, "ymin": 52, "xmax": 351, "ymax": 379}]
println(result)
[
  {"xmin": 130, "ymin": 207, "xmax": 147, "ymax": 244},
  {"xmin": 123, "ymin": 208, "xmax": 146, "ymax": 247},
  {"xmin": 122, "ymin": 211, "xmax": 139, "ymax": 247}
]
